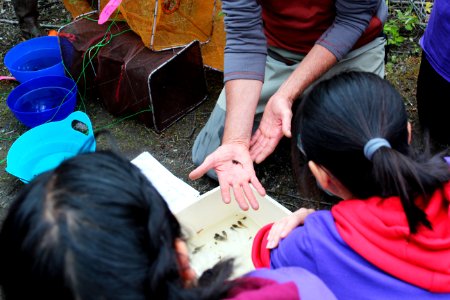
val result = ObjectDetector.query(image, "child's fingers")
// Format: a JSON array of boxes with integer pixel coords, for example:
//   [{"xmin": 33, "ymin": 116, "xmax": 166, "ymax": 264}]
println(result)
[{"xmin": 267, "ymin": 218, "xmax": 288, "ymax": 249}]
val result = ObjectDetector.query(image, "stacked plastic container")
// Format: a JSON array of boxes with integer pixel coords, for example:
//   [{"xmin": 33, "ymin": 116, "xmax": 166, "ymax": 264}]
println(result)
[
  {"xmin": 4, "ymin": 36, "xmax": 77, "ymax": 127},
  {"xmin": 3, "ymin": 36, "xmax": 96, "ymax": 182}
]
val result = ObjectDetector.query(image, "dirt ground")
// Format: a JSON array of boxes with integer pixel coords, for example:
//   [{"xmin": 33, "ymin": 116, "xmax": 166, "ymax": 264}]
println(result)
[{"xmin": 0, "ymin": 0, "xmax": 423, "ymax": 225}]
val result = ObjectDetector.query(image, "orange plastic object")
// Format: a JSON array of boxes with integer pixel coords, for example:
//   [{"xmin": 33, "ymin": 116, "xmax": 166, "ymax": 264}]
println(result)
[{"xmin": 48, "ymin": 29, "xmax": 58, "ymax": 36}]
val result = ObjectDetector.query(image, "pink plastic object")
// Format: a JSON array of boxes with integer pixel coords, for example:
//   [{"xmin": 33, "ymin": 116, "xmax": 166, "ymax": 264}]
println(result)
[
  {"xmin": 0, "ymin": 76, "xmax": 16, "ymax": 81},
  {"xmin": 98, "ymin": 0, "xmax": 123, "ymax": 25}
]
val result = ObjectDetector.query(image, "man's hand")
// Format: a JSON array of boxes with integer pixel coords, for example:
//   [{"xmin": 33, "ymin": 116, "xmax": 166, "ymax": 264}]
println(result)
[
  {"xmin": 250, "ymin": 44, "xmax": 339, "ymax": 165},
  {"xmin": 266, "ymin": 207, "xmax": 315, "ymax": 249},
  {"xmin": 250, "ymin": 94, "xmax": 293, "ymax": 164},
  {"xmin": 189, "ymin": 143, "xmax": 266, "ymax": 210}
]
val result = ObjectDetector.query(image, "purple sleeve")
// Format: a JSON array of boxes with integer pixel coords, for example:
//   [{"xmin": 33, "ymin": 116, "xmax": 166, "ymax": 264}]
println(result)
[
  {"xmin": 222, "ymin": 0, "xmax": 267, "ymax": 83},
  {"xmin": 270, "ymin": 213, "xmax": 320, "ymax": 273},
  {"xmin": 270, "ymin": 210, "xmax": 344, "ymax": 275},
  {"xmin": 420, "ymin": 0, "xmax": 450, "ymax": 81},
  {"xmin": 317, "ymin": 0, "xmax": 387, "ymax": 60}
]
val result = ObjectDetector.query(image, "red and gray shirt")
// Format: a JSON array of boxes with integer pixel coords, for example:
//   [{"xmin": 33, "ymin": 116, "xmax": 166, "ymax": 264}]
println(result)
[{"xmin": 223, "ymin": 0, "xmax": 387, "ymax": 82}]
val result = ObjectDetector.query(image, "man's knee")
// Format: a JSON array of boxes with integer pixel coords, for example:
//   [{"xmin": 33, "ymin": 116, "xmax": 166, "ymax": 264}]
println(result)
[
  {"xmin": 192, "ymin": 105, "xmax": 226, "ymax": 166},
  {"xmin": 192, "ymin": 127, "xmax": 223, "ymax": 166}
]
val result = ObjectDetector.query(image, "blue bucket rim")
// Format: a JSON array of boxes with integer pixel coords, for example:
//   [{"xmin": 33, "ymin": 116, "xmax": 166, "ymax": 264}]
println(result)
[
  {"xmin": 7, "ymin": 75, "xmax": 77, "ymax": 112},
  {"xmin": 4, "ymin": 36, "xmax": 60, "ymax": 66},
  {"xmin": 8, "ymin": 86, "xmax": 76, "ymax": 115}
]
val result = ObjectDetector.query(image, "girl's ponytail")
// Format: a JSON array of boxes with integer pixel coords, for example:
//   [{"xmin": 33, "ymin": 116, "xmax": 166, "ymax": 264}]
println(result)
[{"xmin": 369, "ymin": 146, "xmax": 444, "ymax": 233}]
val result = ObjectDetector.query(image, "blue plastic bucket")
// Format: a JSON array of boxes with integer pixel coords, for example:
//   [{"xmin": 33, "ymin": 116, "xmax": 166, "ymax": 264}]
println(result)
[
  {"xmin": 4, "ymin": 36, "xmax": 65, "ymax": 83},
  {"xmin": 7, "ymin": 75, "xmax": 77, "ymax": 128},
  {"xmin": 6, "ymin": 111, "xmax": 96, "ymax": 183}
]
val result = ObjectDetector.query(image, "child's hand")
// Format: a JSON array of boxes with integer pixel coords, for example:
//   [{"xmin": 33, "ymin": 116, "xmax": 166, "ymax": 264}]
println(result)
[{"xmin": 266, "ymin": 208, "xmax": 315, "ymax": 249}]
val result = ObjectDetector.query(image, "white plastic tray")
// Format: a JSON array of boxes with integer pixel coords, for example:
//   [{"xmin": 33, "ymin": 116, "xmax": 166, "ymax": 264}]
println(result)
[{"xmin": 176, "ymin": 187, "xmax": 291, "ymax": 278}]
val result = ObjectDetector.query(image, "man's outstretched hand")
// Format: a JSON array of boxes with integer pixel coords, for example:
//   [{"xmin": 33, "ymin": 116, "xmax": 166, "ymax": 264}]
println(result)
[
  {"xmin": 189, "ymin": 143, "xmax": 266, "ymax": 210},
  {"xmin": 250, "ymin": 94, "xmax": 293, "ymax": 164}
]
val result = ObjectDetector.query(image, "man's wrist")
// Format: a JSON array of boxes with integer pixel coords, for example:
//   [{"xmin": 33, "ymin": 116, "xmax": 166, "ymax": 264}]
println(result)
[{"xmin": 221, "ymin": 138, "xmax": 250, "ymax": 149}]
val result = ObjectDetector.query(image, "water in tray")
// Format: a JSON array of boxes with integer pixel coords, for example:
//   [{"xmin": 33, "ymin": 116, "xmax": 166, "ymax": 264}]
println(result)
[{"xmin": 184, "ymin": 213, "xmax": 260, "ymax": 278}]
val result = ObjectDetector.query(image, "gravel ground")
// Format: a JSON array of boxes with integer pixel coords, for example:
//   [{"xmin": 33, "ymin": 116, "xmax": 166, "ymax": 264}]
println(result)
[{"xmin": 0, "ymin": 0, "xmax": 423, "ymax": 224}]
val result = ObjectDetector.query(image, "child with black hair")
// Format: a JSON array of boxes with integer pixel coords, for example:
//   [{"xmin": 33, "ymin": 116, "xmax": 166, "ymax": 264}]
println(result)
[
  {"xmin": 0, "ymin": 151, "xmax": 336, "ymax": 300},
  {"xmin": 252, "ymin": 72, "xmax": 450, "ymax": 299}
]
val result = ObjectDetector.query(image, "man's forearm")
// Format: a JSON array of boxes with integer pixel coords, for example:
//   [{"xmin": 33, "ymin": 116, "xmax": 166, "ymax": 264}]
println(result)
[
  {"xmin": 276, "ymin": 44, "xmax": 338, "ymax": 103},
  {"xmin": 222, "ymin": 79, "xmax": 263, "ymax": 146}
]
